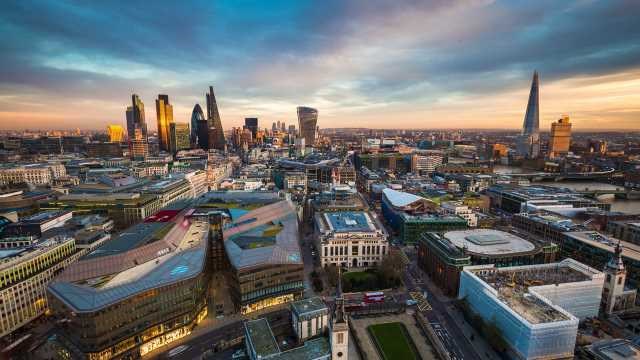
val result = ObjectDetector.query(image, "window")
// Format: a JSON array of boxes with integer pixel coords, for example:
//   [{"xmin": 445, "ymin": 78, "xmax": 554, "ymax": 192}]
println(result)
[
  {"xmin": 618, "ymin": 277, "xmax": 623, "ymax": 285},
  {"xmin": 337, "ymin": 332, "xmax": 344, "ymax": 344}
]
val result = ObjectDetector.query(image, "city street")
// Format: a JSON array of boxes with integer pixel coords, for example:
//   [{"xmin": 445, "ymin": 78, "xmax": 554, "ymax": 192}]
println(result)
[{"xmin": 402, "ymin": 251, "xmax": 498, "ymax": 360}]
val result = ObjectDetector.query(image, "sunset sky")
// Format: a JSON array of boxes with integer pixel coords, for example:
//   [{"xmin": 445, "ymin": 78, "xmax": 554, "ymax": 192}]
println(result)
[{"xmin": 1, "ymin": 0, "xmax": 639, "ymax": 131}]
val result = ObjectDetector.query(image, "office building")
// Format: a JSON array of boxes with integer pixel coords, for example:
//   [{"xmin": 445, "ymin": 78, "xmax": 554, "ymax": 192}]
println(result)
[
  {"xmin": 549, "ymin": 115, "xmax": 571, "ymax": 158},
  {"xmin": 0, "ymin": 237, "xmax": 78, "ymax": 338},
  {"xmin": 190, "ymin": 104, "xmax": 205, "ymax": 146},
  {"xmin": 314, "ymin": 210, "xmax": 388, "ymax": 269},
  {"xmin": 381, "ymin": 188, "xmax": 467, "ymax": 244},
  {"xmin": 244, "ymin": 117, "xmax": 258, "ymax": 138},
  {"xmin": 106, "ymin": 125, "xmax": 124, "ymax": 142},
  {"xmin": 517, "ymin": 71, "xmax": 540, "ymax": 159},
  {"xmin": 297, "ymin": 106, "xmax": 318, "ymax": 147},
  {"xmin": 155, "ymin": 94, "xmax": 174, "ymax": 151},
  {"xmin": 86, "ymin": 142, "xmax": 122, "ymax": 158},
  {"xmin": 126, "ymin": 94, "xmax": 148, "ymax": 160},
  {"xmin": 459, "ymin": 259, "xmax": 604, "ymax": 359},
  {"xmin": 41, "ymin": 193, "xmax": 162, "ymax": 229},
  {"xmin": 206, "ymin": 86, "xmax": 225, "ymax": 151},
  {"xmin": 0, "ymin": 163, "xmax": 66, "ymax": 186},
  {"xmin": 561, "ymin": 231, "xmax": 640, "ymax": 286},
  {"xmin": 410, "ymin": 150, "xmax": 444, "ymax": 174},
  {"xmin": 486, "ymin": 184, "xmax": 610, "ymax": 214},
  {"xmin": 223, "ymin": 199, "xmax": 304, "ymax": 314},
  {"xmin": 418, "ymin": 229, "xmax": 559, "ymax": 296},
  {"xmin": 125, "ymin": 94, "xmax": 147, "ymax": 141},
  {"xmin": 440, "ymin": 201, "xmax": 477, "ymax": 227},
  {"xmin": 169, "ymin": 122, "xmax": 190, "ymax": 153},
  {"xmin": 47, "ymin": 207, "xmax": 209, "ymax": 359}
]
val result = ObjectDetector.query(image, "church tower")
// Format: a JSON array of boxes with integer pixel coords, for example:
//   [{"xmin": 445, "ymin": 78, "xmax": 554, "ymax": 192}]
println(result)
[
  {"xmin": 330, "ymin": 268, "xmax": 349, "ymax": 360},
  {"xmin": 602, "ymin": 241, "xmax": 627, "ymax": 314}
]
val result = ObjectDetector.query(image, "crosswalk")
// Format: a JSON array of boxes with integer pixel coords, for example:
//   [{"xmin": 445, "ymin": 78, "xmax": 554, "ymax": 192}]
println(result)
[{"xmin": 409, "ymin": 291, "xmax": 432, "ymax": 312}]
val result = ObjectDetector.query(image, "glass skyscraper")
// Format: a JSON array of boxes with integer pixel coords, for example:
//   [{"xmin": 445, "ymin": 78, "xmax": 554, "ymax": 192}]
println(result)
[
  {"xmin": 517, "ymin": 71, "xmax": 540, "ymax": 159},
  {"xmin": 297, "ymin": 106, "xmax": 318, "ymax": 147},
  {"xmin": 155, "ymin": 94, "xmax": 174, "ymax": 152},
  {"xmin": 190, "ymin": 104, "xmax": 205, "ymax": 146},
  {"xmin": 206, "ymin": 86, "xmax": 225, "ymax": 151}
]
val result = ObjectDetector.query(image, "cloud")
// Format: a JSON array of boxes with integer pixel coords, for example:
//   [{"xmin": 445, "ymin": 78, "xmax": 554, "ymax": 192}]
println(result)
[{"xmin": 0, "ymin": 0, "xmax": 639, "ymax": 130}]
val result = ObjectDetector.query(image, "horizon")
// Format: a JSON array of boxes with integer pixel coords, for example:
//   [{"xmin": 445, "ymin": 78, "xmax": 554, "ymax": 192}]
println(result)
[{"xmin": 1, "ymin": 1, "xmax": 640, "ymax": 131}]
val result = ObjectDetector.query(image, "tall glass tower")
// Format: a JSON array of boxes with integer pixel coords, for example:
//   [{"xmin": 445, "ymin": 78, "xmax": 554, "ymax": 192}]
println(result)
[
  {"xmin": 190, "ymin": 104, "xmax": 205, "ymax": 147},
  {"xmin": 206, "ymin": 86, "xmax": 225, "ymax": 151},
  {"xmin": 155, "ymin": 94, "xmax": 174, "ymax": 152},
  {"xmin": 297, "ymin": 106, "xmax": 318, "ymax": 147},
  {"xmin": 517, "ymin": 71, "xmax": 540, "ymax": 159}
]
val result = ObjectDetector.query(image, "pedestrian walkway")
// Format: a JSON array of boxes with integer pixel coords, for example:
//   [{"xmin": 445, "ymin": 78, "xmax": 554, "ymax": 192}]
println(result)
[{"xmin": 409, "ymin": 291, "xmax": 432, "ymax": 312}]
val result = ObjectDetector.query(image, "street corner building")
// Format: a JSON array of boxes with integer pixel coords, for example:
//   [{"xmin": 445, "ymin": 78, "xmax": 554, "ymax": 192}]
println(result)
[
  {"xmin": 222, "ymin": 199, "xmax": 304, "ymax": 315},
  {"xmin": 46, "ymin": 206, "xmax": 210, "ymax": 359}
]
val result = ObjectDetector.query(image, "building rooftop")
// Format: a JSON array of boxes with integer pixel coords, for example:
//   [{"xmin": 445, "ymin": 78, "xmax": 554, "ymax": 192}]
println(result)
[
  {"xmin": 382, "ymin": 188, "xmax": 424, "ymax": 208},
  {"xmin": 223, "ymin": 200, "xmax": 302, "ymax": 270},
  {"xmin": 564, "ymin": 231, "xmax": 640, "ymax": 262},
  {"xmin": 48, "ymin": 207, "xmax": 208, "ymax": 313},
  {"xmin": 291, "ymin": 297, "xmax": 328, "ymax": 317},
  {"xmin": 443, "ymin": 229, "xmax": 536, "ymax": 256},
  {"xmin": 466, "ymin": 259, "xmax": 601, "ymax": 325},
  {"xmin": 244, "ymin": 318, "xmax": 280, "ymax": 358},
  {"xmin": 586, "ymin": 338, "xmax": 640, "ymax": 360},
  {"xmin": 324, "ymin": 212, "xmax": 375, "ymax": 233}
]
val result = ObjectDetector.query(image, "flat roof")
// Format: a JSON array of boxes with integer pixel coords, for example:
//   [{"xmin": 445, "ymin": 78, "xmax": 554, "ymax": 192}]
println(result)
[
  {"xmin": 564, "ymin": 231, "xmax": 640, "ymax": 261},
  {"xmin": 245, "ymin": 318, "xmax": 280, "ymax": 358},
  {"xmin": 444, "ymin": 229, "xmax": 535, "ymax": 256},
  {"xmin": 291, "ymin": 297, "xmax": 328, "ymax": 317},
  {"xmin": 467, "ymin": 259, "xmax": 600, "ymax": 325},
  {"xmin": 324, "ymin": 212, "xmax": 375, "ymax": 233}
]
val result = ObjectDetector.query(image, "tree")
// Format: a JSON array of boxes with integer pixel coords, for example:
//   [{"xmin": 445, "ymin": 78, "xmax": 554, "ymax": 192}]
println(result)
[{"xmin": 377, "ymin": 250, "xmax": 404, "ymax": 288}]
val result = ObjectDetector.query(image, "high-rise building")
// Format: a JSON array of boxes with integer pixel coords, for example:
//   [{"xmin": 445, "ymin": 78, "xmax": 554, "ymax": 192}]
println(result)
[
  {"xmin": 272, "ymin": 122, "xmax": 277, "ymax": 133},
  {"xmin": 288, "ymin": 124, "xmax": 296, "ymax": 135},
  {"xmin": 155, "ymin": 94, "xmax": 174, "ymax": 152},
  {"xmin": 205, "ymin": 86, "xmax": 225, "ymax": 151},
  {"xmin": 196, "ymin": 119, "xmax": 209, "ymax": 150},
  {"xmin": 517, "ymin": 71, "xmax": 540, "ymax": 159},
  {"xmin": 297, "ymin": 106, "xmax": 318, "ymax": 147},
  {"xmin": 126, "ymin": 94, "xmax": 148, "ymax": 160},
  {"xmin": 190, "ymin": 104, "xmax": 205, "ymax": 146},
  {"xmin": 170, "ymin": 122, "xmax": 191, "ymax": 153},
  {"xmin": 549, "ymin": 115, "xmax": 572, "ymax": 158},
  {"xmin": 126, "ymin": 94, "xmax": 147, "ymax": 141},
  {"xmin": 244, "ymin": 117, "xmax": 258, "ymax": 138},
  {"xmin": 106, "ymin": 125, "xmax": 124, "ymax": 142},
  {"xmin": 281, "ymin": 121, "xmax": 286, "ymax": 132}
]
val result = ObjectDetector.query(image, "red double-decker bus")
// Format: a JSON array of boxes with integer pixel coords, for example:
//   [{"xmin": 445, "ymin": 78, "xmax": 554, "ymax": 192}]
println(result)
[{"xmin": 363, "ymin": 291, "xmax": 384, "ymax": 303}]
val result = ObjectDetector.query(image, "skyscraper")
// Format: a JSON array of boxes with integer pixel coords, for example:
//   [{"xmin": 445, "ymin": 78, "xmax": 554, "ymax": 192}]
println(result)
[
  {"xmin": 169, "ymin": 122, "xmax": 190, "ymax": 153},
  {"xmin": 517, "ymin": 71, "xmax": 540, "ymax": 159},
  {"xmin": 205, "ymin": 86, "xmax": 225, "ymax": 151},
  {"xmin": 106, "ymin": 124, "xmax": 124, "ymax": 142},
  {"xmin": 190, "ymin": 104, "xmax": 205, "ymax": 146},
  {"xmin": 297, "ymin": 106, "xmax": 318, "ymax": 147},
  {"xmin": 549, "ymin": 115, "xmax": 572, "ymax": 158},
  {"xmin": 244, "ymin": 117, "xmax": 258, "ymax": 139},
  {"xmin": 155, "ymin": 94, "xmax": 174, "ymax": 152},
  {"xmin": 126, "ymin": 94, "xmax": 147, "ymax": 142},
  {"xmin": 126, "ymin": 94, "xmax": 148, "ymax": 160}
]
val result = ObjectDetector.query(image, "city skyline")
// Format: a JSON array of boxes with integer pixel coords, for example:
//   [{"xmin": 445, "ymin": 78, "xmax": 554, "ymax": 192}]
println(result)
[{"xmin": 1, "ymin": 1, "xmax": 640, "ymax": 131}]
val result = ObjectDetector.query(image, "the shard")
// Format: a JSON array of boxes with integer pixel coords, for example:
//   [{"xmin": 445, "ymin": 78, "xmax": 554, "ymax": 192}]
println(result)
[
  {"xmin": 206, "ymin": 86, "xmax": 225, "ymax": 151},
  {"xmin": 517, "ymin": 71, "xmax": 540, "ymax": 159}
]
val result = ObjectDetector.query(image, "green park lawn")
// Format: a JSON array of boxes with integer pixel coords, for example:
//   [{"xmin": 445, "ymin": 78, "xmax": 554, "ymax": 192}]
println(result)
[{"xmin": 368, "ymin": 322, "xmax": 419, "ymax": 360}]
